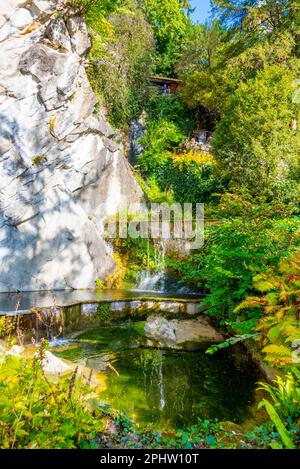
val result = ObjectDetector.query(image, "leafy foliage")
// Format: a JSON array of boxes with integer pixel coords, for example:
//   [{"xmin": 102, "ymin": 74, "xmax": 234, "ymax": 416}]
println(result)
[
  {"xmin": 139, "ymin": 0, "xmax": 191, "ymax": 75},
  {"xmin": 177, "ymin": 20, "xmax": 229, "ymax": 118},
  {"xmin": 257, "ymin": 369, "xmax": 300, "ymax": 449},
  {"xmin": 235, "ymin": 249, "xmax": 300, "ymax": 364},
  {"xmin": 0, "ymin": 348, "xmax": 107, "ymax": 448},
  {"xmin": 94, "ymin": 303, "xmax": 112, "ymax": 324},
  {"xmin": 86, "ymin": 0, "xmax": 155, "ymax": 129},
  {"xmin": 212, "ymin": 65, "xmax": 300, "ymax": 193},
  {"xmin": 201, "ymin": 194, "xmax": 300, "ymax": 322}
]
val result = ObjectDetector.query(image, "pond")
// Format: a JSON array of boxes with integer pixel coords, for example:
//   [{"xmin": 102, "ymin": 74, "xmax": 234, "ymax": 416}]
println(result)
[{"xmin": 51, "ymin": 322, "xmax": 261, "ymax": 431}]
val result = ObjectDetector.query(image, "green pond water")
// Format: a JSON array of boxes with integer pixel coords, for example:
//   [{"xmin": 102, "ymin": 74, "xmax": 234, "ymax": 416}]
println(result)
[{"xmin": 52, "ymin": 322, "xmax": 261, "ymax": 431}]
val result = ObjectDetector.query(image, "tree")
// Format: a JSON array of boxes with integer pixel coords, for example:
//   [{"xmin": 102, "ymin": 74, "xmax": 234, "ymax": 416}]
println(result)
[
  {"xmin": 212, "ymin": 1, "xmax": 291, "ymax": 29},
  {"xmin": 139, "ymin": 0, "xmax": 190, "ymax": 75},
  {"xmin": 212, "ymin": 64, "xmax": 300, "ymax": 193},
  {"xmin": 177, "ymin": 21, "xmax": 228, "ymax": 119},
  {"xmin": 87, "ymin": 0, "xmax": 155, "ymax": 128}
]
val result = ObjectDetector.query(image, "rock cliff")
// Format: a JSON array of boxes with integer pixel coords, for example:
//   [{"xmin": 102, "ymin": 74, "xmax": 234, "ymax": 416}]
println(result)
[{"xmin": 0, "ymin": 1, "xmax": 143, "ymax": 292}]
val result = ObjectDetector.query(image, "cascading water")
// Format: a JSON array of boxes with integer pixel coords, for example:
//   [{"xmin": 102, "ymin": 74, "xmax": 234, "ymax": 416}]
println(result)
[
  {"xmin": 133, "ymin": 239, "xmax": 194, "ymax": 294},
  {"xmin": 158, "ymin": 352, "xmax": 165, "ymax": 411},
  {"xmin": 135, "ymin": 240, "xmax": 168, "ymax": 293}
]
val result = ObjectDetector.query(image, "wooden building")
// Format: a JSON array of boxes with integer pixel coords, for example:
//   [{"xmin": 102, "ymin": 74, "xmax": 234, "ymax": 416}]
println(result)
[{"xmin": 149, "ymin": 76, "xmax": 181, "ymax": 95}]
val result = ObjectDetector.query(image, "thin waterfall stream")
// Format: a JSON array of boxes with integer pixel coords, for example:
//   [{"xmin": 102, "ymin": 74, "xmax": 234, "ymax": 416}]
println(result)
[
  {"xmin": 134, "ymin": 239, "xmax": 192, "ymax": 294},
  {"xmin": 136, "ymin": 240, "xmax": 167, "ymax": 292},
  {"xmin": 158, "ymin": 353, "xmax": 166, "ymax": 411}
]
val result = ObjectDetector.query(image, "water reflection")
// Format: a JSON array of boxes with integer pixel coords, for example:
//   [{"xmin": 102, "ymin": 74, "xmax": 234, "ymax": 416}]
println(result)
[{"xmin": 52, "ymin": 324, "xmax": 261, "ymax": 431}]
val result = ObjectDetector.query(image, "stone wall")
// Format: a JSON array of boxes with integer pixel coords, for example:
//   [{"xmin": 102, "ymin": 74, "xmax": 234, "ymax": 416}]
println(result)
[
  {"xmin": 0, "ymin": 1, "xmax": 144, "ymax": 292},
  {"xmin": 0, "ymin": 298, "xmax": 206, "ymax": 343}
]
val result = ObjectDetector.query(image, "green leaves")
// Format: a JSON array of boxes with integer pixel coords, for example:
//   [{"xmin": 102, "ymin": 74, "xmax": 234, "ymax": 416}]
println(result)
[
  {"xmin": 0, "ymin": 352, "xmax": 108, "ymax": 449},
  {"xmin": 141, "ymin": 0, "xmax": 190, "ymax": 75},
  {"xmin": 212, "ymin": 64, "xmax": 300, "ymax": 194},
  {"xmin": 87, "ymin": 0, "xmax": 155, "ymax": 129},
  {"xmin": 205, "ymin": 333, "xmax": 259, "ymax": 355},
  {"xmin": 235, "ymin": 249, "xmax": 300, "ymax": 364},
  {"xmin": 204, "ymin": 435, "xmax": 216, "ymax": 447},
  {"xmin": 258, "ymin": 399, "xmax": 296, "ymax": 449}
]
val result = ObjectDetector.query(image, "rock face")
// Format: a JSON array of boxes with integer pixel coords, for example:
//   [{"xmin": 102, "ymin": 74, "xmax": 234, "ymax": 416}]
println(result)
[
  {"xmin": 144, "ymin": 315, "xmax": 224, "ymax": 348},
  {"xmin": 0, "ymin": 1, "xmax": 143, "ymax": 292}
]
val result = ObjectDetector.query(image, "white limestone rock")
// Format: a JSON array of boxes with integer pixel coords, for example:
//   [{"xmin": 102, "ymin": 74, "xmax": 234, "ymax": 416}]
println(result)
[
  {"xmin": 144, "ymin": 316, "xmax": 177, "ymax": 346},
  {"xmin": 45, "ymin": 17, "xmax": 72, "ymax": 52},
  {"xmin": 10, "ymin": 8, "xmax": 33, "ymax": 29},
  {"xmin": 144, "ymin": 315, "xmax": 224, "ymax": 348},
  {"xmin": 40, "ymin": 350, "xmax": 72, "ymax": 375},
  {"xmin": 67, "ymin": 16, "xmax": 91, "ymax": 56},
  {"xmin": 6, "ymin": 344, "xmax": 25, "ymax": 357},
  {"xmin": 0, "ymin": 1, "xmax": 144, "ymax": 292}
]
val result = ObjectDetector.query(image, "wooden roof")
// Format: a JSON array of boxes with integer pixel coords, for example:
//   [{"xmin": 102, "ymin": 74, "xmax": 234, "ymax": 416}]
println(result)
[{"xmin": 149, "ymin": 76, "xmax": 181, "ymax": 85}]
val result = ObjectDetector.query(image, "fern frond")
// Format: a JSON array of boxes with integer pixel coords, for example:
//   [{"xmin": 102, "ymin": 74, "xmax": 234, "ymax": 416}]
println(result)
[
  {"xmin": 262, "ymin": 344, "xmax": 292, "ymax": 357},
  {"xmin": 233, "ymin": 297, "xmax": 263, "ymax": 313}
]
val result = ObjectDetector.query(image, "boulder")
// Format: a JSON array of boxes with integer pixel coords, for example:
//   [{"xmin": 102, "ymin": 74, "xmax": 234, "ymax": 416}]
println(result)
[
  {"xmin": 45, "ymin": 18, "xmax": 72, "ymax": 52},
  {"xmin": 10, "ymin": 8, "xmax": 33, "ymax": 29},
  {"xmin": 6, "ymin": 344, "xmax": 25, "ymax": 357},
  {"xmin": 144, "ymin": 315, "xmax": 177, "ymax": 346},
  {"xmin": 144, "ymin": 315, "xmax": 224, "ymax": 349},
  {"xmin": 66, "ymin": 16, "xmax": 91, "ymax": 56}
]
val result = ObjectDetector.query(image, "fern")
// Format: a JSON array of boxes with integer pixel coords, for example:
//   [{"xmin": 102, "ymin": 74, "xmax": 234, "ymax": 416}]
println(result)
[
  {"xmin": 262, "ymin": 344, "xmax": 292, "ymax": 364},
  {"xmin": 258, "ymin": 371, "xmax": 300, "ymax": 419},
  {"xmin": 235, "ymin": 249, "xmax": 300, "ymax": 364},
  {"xmin": 258, "ymin": 399, "xmax": 296, "ymax": 449}
]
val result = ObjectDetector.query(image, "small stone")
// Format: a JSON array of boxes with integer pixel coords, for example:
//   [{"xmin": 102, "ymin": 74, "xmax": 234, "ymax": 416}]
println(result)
[
  {"xmin": 6, "ymin": 345, "xmax": 25, "ymax": 357},
  {"xmin": 39, "ymin": 350, "xmax": 72, "ymax": 375},
  {"xmin": 45, "ymin": 18, "xmax": 72, "ymax": 52},
  {"xmin": 10, "ymin": 9, "xmax": 33, "ymax": 30}
]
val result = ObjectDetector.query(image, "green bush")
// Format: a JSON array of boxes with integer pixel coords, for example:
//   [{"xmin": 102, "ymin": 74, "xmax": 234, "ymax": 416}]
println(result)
[
  {"xmin": 212, "ymin": 65, "xmax": 300, "ymax": 194},
  {"xmin": 86, "ymin": 0, "xmax": 155, "ymax": 129},
  {"xmin": 0, "ymin": 349, "xmax": 106, "ymax": 449},
  {"xmin": 138, "ymin": 119, "xmax": 185, "ymax": 175},
  {"xmin": 202, "ymin": 218, "xmax": 300, "ymax": 323},
  {"xmin": 169, "ymin": 193, "xmax": 300, "ymax": 325}
]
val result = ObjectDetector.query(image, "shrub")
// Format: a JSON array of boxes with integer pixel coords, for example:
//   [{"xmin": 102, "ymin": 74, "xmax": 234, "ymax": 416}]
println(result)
[
  {"xmin": 257, "ymin": 370, "xmax": 300, "ymax": 449},
  {"xmin": 0, "ymin": 348, "xmax": 106, "ymax": 449},
  {"xmin": 212, "ymin": 65, "xmax": 300, "ymax": 194}
]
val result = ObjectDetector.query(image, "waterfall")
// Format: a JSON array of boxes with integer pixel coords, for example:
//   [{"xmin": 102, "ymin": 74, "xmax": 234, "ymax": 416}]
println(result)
[
  {"xmin": 135, "ymin": 240, "xmax": 168, "ymax": 293},
  {"xmin": 132, "ymin": 237, "xmax": 195, "ymax": 294},
  {"xmin": 158, "ymin": 352, "xmax": 165, "ymax": 411}
]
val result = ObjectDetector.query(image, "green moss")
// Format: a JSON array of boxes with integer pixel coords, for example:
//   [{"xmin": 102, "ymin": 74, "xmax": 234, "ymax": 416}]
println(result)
[
  {"xmin": 93, "ymin": 303, "xmax": 112, "ymax": 324},
  {"xmin": 95, "ymin": 279, "xmax": 105, "ymax": 290},
  {"xmin": 32, "ymin": 155, "xmax": 46, "ymax": 166}
]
